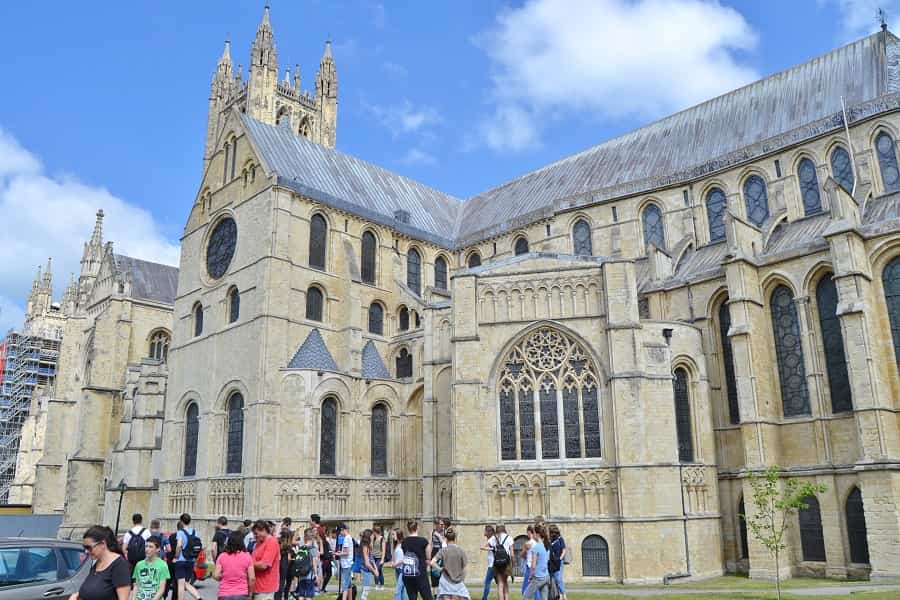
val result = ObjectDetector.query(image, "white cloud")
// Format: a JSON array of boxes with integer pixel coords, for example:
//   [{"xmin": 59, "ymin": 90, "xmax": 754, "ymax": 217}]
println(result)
[
  {"xmin": 824, "ymin": 0, "xmax": 898, "ymax": 41},
  {"xmin": 398, "ymin": 148, "xmax": 438, "ymax": 166},
  {"xmin": 0, "ymin": 127, "xmax": 179, "ymax": 333},
  {"xmin": 382, "ymin": 61, "xmax": 408, "ymax": 80},
  {"xmin": 472, "ymin": 0, "xmax": 760, "ymax": 152},
  {"xmin": 366, "ymin": 99, "xmax": 442, "ymax": 137}
]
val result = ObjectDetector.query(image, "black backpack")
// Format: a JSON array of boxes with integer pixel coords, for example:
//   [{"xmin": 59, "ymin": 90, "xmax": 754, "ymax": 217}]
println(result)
[
  {"xmin": 292, "ymin": 545, "xmax": 314, "ymax": 579},
  {"xmin": 127, "ymin": 528, "xmax": 146, "ymax": 564},
  {"xmin": 492, "ymin": 535, "xmax": 511, "ymax": 570},
  {"xmin": 548, "ymin": 538, "xmax": 562, "ymax": 574},
  {"xmin": 167, "ymin": 532, "xmax": 179, "ymax": 562},
  {"xmin": 182, "ymin": 528, "xmax": 203, "ymax": 561}
]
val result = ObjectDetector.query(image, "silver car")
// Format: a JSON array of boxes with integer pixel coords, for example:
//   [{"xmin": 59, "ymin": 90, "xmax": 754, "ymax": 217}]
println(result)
[{"xmin": 0, "ymin": 538, "xmax": 90, "ymax": 599}]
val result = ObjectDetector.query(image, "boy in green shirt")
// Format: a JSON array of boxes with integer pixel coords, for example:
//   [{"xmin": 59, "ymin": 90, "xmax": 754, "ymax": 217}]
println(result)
[{"xmin": 131, "ymin": 536, "xmax": 170, "ymax": 600}]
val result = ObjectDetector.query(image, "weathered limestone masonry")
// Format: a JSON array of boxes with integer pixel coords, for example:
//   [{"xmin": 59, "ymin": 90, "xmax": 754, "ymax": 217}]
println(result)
[{"xmin": 17, "ymin": 8, "xmax": 900, "ymax": 585}]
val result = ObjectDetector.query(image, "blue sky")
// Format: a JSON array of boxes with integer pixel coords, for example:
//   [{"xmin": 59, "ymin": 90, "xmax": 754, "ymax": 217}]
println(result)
[{"xmin": 0, "ymin": 0, "xmax": 893, "ymax": 331}]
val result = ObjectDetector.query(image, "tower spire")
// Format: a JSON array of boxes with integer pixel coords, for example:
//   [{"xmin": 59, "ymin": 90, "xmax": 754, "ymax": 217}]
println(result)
[
  {"xmin": 90, "ymin": 209, "xmax": 104, "ymax": 246},
  {"xmin": 42, "ymin": 257, "xmax": 52, "ymax": 288}
]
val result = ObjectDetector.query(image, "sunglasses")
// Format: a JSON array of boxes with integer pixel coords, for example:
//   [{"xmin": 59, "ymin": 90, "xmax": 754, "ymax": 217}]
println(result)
[{"xmin": 83, "ymin": 541, "xmax": 103, "ymax": 552}]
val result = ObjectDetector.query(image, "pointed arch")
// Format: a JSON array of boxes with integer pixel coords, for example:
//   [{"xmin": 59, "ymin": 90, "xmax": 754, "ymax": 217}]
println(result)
[
  {"xmin": 799, "ymin": 494, "xmax": 826, "ymax": 561},
  {"xmin": 192, "ymin": 302, "xmax": 204, "ymax": 337},
  {"xmin": 846, "ymin": 487, "xmax": 870, "ymax": 564},
  {"xmin": 641, "ymin": 203, "xmax": 665, "ymax": 251},
  {"xmin": 149, "ymin": 329, "xmax": 171, "ymax": 363}
]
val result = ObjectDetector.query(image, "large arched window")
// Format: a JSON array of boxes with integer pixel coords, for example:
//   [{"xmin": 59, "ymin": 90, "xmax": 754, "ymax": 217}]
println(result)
[
  {"xmin": 572, "ymin": 219, "xmax": 593, "ymax": 256},
  {"xmin": 399, "ymin": 306, "xmax": 409, "ymax": 332},
  {"xmin": 846, "ymin": 487, "xmax": 870, "ymax": 564},
  {"xmin": 396, "ymin": 348, "xmax": 413, "ymax": 379},
  {"xmin": 371, "ymin": 403, "xmax": 388, "ymax": 476},
  {"xmin": 815, "ymin": 274, "xmax": 851, "ymax": 413},
  {"xmin": 226, "ymin": 392, "xmax": 244, "ymax": 474},
  {"xmin": 799, "ymin": 495, "xmax": 826, "ymax": 562},
  {"xmin": 434, "ymin": 256, "xmax": 448, "ymax": 290},
  {"xmin": 309, "ymin": 213, "xmax": 328, "ymax": 270},
  {"xmin": 361, "ymin": 231, "xmax": 377, "ymax": 285},
  {"xmin": 407, "ymin": 248, "xmax": 421, "ymax": 295},
  {"xmin": 368, "ymin": 302, "xmax": 384, "ymax": 335},
  {"xmin": 798, "ymin": 158, "xmax": 822, "ymax": 215},
  {"xmin": 718, "ymin": 301, "xmax": 740, "ymax": 424},
  {"xmin": 498, "ymin": 327, "xmax": 601, "ymax": 461},
  {"xmin": 514, "ymin": 237, "xmax": 529, "ymax": 256},
  {"xmin": 641, "ymin": 204, "xmax": 665, "ymax": 251},
  {"xmin": 876, "ymin": 131, "xmax": 900, "ymax": 192},
  {"xmin": 770, "ymin": 285, "xmax": 810, "ymax": 417},
  {"xmin": 467, "ymin": 252, "xmax": 482, "ymax": 268},
  {"xmin": 706, "ymin": 188, "xmax": 727, "ymax": 243},
  {"xmin": 149, "ymin": 330, "xmax": 170, "ymax": 363},
  {"xmin": 319, "ymin": 397, "xmax": 337, "ymax": 475},
  {"xmin": 830, "ymin": 146, "xmax": 854, "ymax": 193},
  {"xmin": 228, "ymin": 287, "xmax": 240, "ymax": 324},
  {"xmin": 581, "ymin": 535, "xmax": 610, "ymax": 577},
  {"xmin": 673, "ymin": 368, "xmax": 694, "ymax": 463},
  {"xmin": 193, "ymin": 303, "xmax": 204, "ymax": 337},
  {"xmin": 743, "ymin": 175, "xmax": 770, "ymax": 227},
  {"xmin": 883, "ymin": 255, "xmax": 900, "ymax": 368},
  {"xmin": 306, "ymin": 286, "xmax": 324, "ymax": 322},
  {"xmin": 184, "ymin": 403, "xmax": 199, "ymax": 477}
]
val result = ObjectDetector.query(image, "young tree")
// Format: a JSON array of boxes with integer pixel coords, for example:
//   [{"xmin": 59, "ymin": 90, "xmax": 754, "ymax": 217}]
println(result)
[{"xmin": 743, "ymin": 466, "xmax": 826, "ymax": 600}]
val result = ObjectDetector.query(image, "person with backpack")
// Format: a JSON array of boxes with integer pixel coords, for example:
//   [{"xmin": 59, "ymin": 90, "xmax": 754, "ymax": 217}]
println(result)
[
  {"xmin": 211, "ymin": 516, "xmax": 231, "ymax": 563},
  {"xmin": 173, "ymin": 514, "xmax": 201, "ymax": 600},
  {"xmin": 547, "ymin": 525, "xmax": 567, "ymax": 600},
  {"xmin": 123, "ymin": 513, "xmax": 152, "ymax": 573},
  {"xmin": 429, "ymin": 527, "xmax": 469, "ymax": 600},
  {"xmin": 213, "ymin": 529, "xmax": 255, "ymax": 600},
  {"xmin": 252, "ymin": 519, "xmax": 281, "ymax": 600},
  {"xmin": 400, "ymin": 520, "xmax": 432, "ymax": 600},
  {"xmin": 478, "ymin": 526, "xmax": 495, "ymax": 600},
  {"xmin": 521, "ymin": 526, "xmax": 550, "ymax": 600},
  {"xmin": 487, "ymin": 525, "xmax": 512, "ymax": 600},
  {"xmin": 291, "ymin": 528, "xmax": 319, "ymax": 600}
]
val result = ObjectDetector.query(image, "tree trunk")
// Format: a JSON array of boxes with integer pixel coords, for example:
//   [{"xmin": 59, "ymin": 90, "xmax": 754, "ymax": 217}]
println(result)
[{"xmin": 774, "ymin": 547, "xmax": 782, "ymax": 600}]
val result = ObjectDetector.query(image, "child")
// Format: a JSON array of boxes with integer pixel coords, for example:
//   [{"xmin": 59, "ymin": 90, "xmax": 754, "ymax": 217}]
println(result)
[{"xmin": 131, "ymin": 536, "xmax": 170, "ymax": 600}]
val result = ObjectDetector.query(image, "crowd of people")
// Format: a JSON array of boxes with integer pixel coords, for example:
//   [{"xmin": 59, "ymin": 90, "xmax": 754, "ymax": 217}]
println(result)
[{"xmin": 66, "ymin": 513, "xmax": 569, "ymax": 600}]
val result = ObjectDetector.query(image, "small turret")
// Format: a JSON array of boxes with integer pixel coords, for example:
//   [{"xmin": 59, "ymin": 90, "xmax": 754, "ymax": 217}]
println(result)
[
  {"xmin": 315, "ymin": 39, "xmax": 338, "ymax": 147},
  {"xmin": 247, "ymin": 5, "xmax": 280, "ymax": 123}
]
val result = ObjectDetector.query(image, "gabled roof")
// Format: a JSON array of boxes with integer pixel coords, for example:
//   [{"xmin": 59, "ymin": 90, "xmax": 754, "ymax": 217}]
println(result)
[
  {"xmin": 361, "ymin": 340, "xmax": 390, "ymax": 379},
  {"xmin": 112, "ymin": 254, "xmax": 179, "ymax": 305},
  {"xmin": 287, "ymin": 328, "xmax": 338, "ymax": 371}
]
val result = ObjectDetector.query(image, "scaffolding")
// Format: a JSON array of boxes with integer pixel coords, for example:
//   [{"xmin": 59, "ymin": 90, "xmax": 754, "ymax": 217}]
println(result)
[{"xmin": 0, "ymin": 330, "xmax": 61, "ymax": 503}]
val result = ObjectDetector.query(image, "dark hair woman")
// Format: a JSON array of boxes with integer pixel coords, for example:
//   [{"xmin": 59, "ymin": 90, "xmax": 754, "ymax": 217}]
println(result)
[
  {"xmin": 213, "ymin": 529, "xmax": 256, "ymax": 599},
  {"xmin": 360, "ymin": 529, "xmax": 378, "ymax": 600},
  {"xmin": 72, "ymin": 525, "xmax": 131, "ymax": 600},
  {"xmin": 279, "ymin": 528, "xmax": 297, "ymax": 600}
]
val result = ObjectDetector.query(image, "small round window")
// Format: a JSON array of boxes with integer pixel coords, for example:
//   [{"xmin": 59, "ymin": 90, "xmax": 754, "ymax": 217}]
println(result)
[{"xmin": 206, "ymin": 217, "xmax": 237, "ymax": 279}]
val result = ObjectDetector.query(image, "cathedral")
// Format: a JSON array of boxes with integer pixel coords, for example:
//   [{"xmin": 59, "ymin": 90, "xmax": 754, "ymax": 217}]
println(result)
[{"xmin": 14, "ymin": 7, "xmax": 900, "ymax": 584}]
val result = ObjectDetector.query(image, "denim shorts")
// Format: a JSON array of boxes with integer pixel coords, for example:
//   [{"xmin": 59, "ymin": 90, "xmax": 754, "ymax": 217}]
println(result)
[{"xmin": 340, "ymin": 566, "xmax": 352, "ymax": 591}]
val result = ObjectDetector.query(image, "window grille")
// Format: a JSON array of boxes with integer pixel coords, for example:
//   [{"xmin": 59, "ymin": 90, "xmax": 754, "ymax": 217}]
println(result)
[
  {"xmin": 770, "ymin": 286, "xmax": 810, "ymax": 417},
  {"xmin": 706, "ymin": 188, "xmax": 727, "ymax": 242},
  {"xmin": 798, "ymin": 158, "xmax": 822, "ymax": 215},
  {"xmin": 743, "ymin": 175, "xmax": 770, "ymax": 227},
  {"xmin": 582, "ymin": 535, "xmax": 610, "ymax": 577},
  {"xmin": 830, "ymin": 147, "xmax": 854, "ymax": 193},
  {"xmin": 642, "ymin": 204, "xmax": 665, "ymax": 251}
]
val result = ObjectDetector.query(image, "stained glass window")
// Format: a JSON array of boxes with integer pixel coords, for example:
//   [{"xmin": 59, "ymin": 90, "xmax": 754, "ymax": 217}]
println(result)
[
  {"xmin": 562, "ymin": 383, "xmax": 581, "ymax": 458},
  {"xmin": 319, "ymin": 398, "xmax": 337, "ymax": 475},
  {"xmin": 718, "ymin": 301, "xmax": 740, "ymax": 424},
  {"xmin": 368, "ymin": 302, "xmax": 384, "ymax": 335},
  {"xmin": 770, "ymin": 285, "xmax": 811, "ymax": 417},
  {"xmin": 798, "ymin": 158, "xmax": 822, "ymax": 215},
  {"xmin": 876, "ymin": 131, "xmax": 900, "ymax": 192},
  {"xmin": 434, "ymin": 256, "xmax": 448, "ymax": 290},
  {"xmin": 149, "ymin": 330, "xmax": 170, "ymax": 363},
  {"xmin": 573, "ymin": 219, "xmax": 592, "ymax": 255},
  {"xmin": 499, "ymin": 387, "xmax": 517, "ymax": 460},
  {"xmin": 514, "ymin": 237, "xmax": 529, "ymax": 256},
  {"xmin": 582, "ymin": 535, "xmax": 610, "ymax": 577},
  {"xmin": 883, "ymin": 256, "xmax": 900, "ymax": 369},
  {"xmin": 467, "ymin": 253, "xmax": 481, "ymax": 268},
  {"xmin": 399, "ymin": 307, "xmax": 409, "ymax": 331},
  {"xmin": 361, "ymin": 231, "xmax": 377, "ymax": 284},
  {"xmin": 518, "ymin": 384, "xmax": 536, "ymax": 460},
  {"xmin": 673, "ymin": 368, "xmax": 694, "ymax": 463},
  {"xmin": 799, "ymin": 495, "xmax": 826, "ymax": 562},
  {"xmin": 830, "ymin": 146, "xmax": 854, "ymax": 193},
  {"xmin": 396, "ymin": 348, "xmax": 413, "ymax": 379},
  {"xmin": 642, "ymin": 204, "xmax": 665, "ymax": 251},
  {"xmin": 184, "ymin": 403, "xmax": 199, "ymax": 477},
  {"xmin": 206, "ymin": 217, "xmax": 237, "ymax": 279},
  {"xmin": 371, "ymin": 403, "xmax": 388, "ymax": 476},
  {"xmin": 706, "ymin": 188, "xmax": 727, "ymax": 243},
  {"xmin": 846, "ymin": 487, "xmax": 870, "ymax": 564},
  {"xmin": 540, "ymin": 378, "xmax": 559, "ymax": 459},
  {"xmin": 582, "ymin": 383, "xmax": 601, "ymax": 458},
  {"xmin": 407, "ymin": 248, "xmax": 421, "ymax": 295},
  {"xmin": 306, "ymin": 287, "xmax": 324, "ymax": 322},
  {"xmin": 228, "ymin": 287, "xmax": 240, "ymax": 324},
  {"xmin": 743, "ymin": 175, "xmax": 770, "ymax": 227},
  {"xmin": 226, "ymin": 393, "xmax": 244, "ymax": 474},
  {"xmin": 815, "ymin": 275, "xmax": 852, "ymax": 413},
  {"xmin": 193, "ymin": 303, "xmax": 204, "ymax": 337},
  {"xmin": 309, "ymin": 214, "xmax": 327, "ymax": 270}
]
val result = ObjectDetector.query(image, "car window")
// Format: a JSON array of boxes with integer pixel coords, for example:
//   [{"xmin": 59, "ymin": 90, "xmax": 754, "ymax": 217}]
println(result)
[
  {"xmin": 60, "ymin": 549, "xmax": 86, "ymax": 577},
  {"xmin": 0, "ymin": 547, "xmax": 59, "ymax": 586}
]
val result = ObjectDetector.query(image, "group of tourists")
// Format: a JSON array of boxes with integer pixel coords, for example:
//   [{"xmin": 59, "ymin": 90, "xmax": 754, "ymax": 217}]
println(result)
[{"xmin": 67, "ymin": 513, "xmax": 568, "ymax": 600}]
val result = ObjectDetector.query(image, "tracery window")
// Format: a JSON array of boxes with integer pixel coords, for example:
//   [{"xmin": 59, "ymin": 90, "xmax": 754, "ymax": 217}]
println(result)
[
  {"xmin": 830, "ymin": 146, "xmax": 854, "ymax": 193},
  {"xmin": 228, "ymin": 287, "xmax": 240, "ymax": 324},
  {"xmin": 193, "ymin": 303, "xmax": 204, "ymax": 337},
  {"xmin": 706, "ymin": 188, "xmax": 727, "ymax": 243},
  {"xmin": 883, "ymin": 256, "xmax": 900, "ymax": 369},
  {"xmin": 149, "ymin": 330, "xmax": 170, "ymax": 363},
  {"xmin": 361, "ymin": 231, "xmax": 377, "ymax": 285},
  {"xmin": 498, "ymin": 327, "xmax": 601, "ymax": 461},
  {"xmin": 798, "ymin": 158, "xmax": 822, "ymax": 215},
  {"xmin": 368, "ymin": 302, "xmax": 384, "ymax": 335},
  {"xmin": 581, "ymin": 535, "xmax": 610, "ymax": 577},
  {"xmin": 846, "ymin": 487, "xmax": 870, "ymax": 564},
  {"xmin": 718, "ymin": 301, "xmax": 740, "ymax": 424},
  {"xmin": 184, "ymin": 403, "xmax": 199, "ymax": 477},
  {"xmin": 206, "ymin": 217, "xmax": 237, "ymax": 279},
  {"xmin": 399, "ymin": 307, "xmax": 409, "ymax": 332},
  {"xmin": 371, "ymin": 403, "xmax": 388, "ymax": 476},
  {"xmin": 743, "ymin": 175, "xmax": 770, "ymax": 227},
  {"xmin": 434, "ymin": 256, "xmax": 448, "ymax": 290},
  {"xmin": 799, "ymin": 495, "xmax": 826, "ymax": 562},
  {"xmin": 226, "ymin": 392, "xmax": 244, "ymax": 474},
  {"xmin": 572, "ymin": 219, "xmax": 593, "ymax": 256},
  {"xmin": 770, "ymin": 285, "xmax": 811, "ymax": 417},
  {"xmin": 876, "ymin": 131, "xmax": 900, "ymax": 192},
  {"xmin": 309, "ymin": 214, "xmax": 328, "ymax": 271},
  {"xmin": 407, "ymin": 248, "xmax": 421, "ymax": 295},
  {"xmin": 641, "ymin": 204, "xmax": 665, "ymax": 251},
  {"xmin": 815, "ymin": 274, "xmax": 852, "ymax": 413},
  {"xmin": 396, "ymin": 348, "xmax": 413, "ymax": 379},
  {"xmin": 467, "ymin": 252, "xmax": 482, "ymax": 268},
  {"xmin": 306, "ymin": 286, "xmax": 324, "ymax": 322},
  {"xmin": 514, "ymin": 237, "xmax": 529, "ymax": 256},
  {"xmin": 673, "ymin": 368, "xmax": 694, "ymax": 463},
  {"xmin": 319, "ymin": 397, "xmax": 337, "ymax": 475}
]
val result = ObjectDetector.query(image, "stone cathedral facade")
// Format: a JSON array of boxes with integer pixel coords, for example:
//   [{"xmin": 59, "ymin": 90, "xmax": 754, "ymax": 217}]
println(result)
[{"xmin": 18, "ymin": 9, "xmax": 900, "ymax": 584}]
